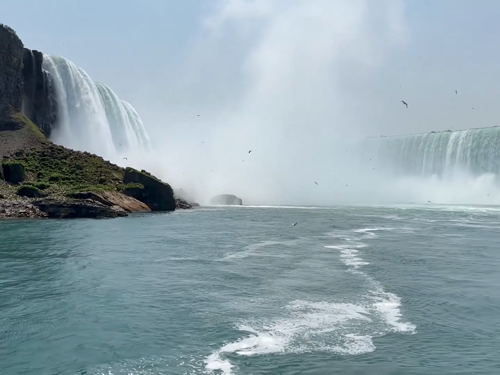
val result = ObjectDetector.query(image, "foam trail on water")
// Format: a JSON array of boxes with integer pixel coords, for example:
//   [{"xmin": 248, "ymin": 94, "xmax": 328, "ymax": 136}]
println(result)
[
  {"xmin": 42, "ymin": 54, "xmax": 151, "ymax": 159},
  {"xmin": 206, "ymin": 228, "xmax": 415, "ymax": 374}
]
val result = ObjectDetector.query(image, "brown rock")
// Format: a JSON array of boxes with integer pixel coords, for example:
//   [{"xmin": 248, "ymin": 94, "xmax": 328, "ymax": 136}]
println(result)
[
  {"xmin": 33, "ymin": 198, "xmax": 128, "ymax": 219},
  {"xmin": 68, "ymin": 191, "xmax": 151, "ymax": 213}
]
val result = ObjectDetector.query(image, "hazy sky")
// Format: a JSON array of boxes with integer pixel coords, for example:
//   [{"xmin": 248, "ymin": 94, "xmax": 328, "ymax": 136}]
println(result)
[
  {"xmin": 4, "ymin": 0, "xmax": 500, "ymax": 137},
  {"xmin": 3, "ymin": 0, "xmax": 500, "ymax": 205}
]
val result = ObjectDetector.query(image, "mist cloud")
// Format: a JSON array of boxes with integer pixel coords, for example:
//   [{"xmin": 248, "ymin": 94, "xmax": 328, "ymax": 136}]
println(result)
[{"xmin": 137, "ymin": 0, "xmax": 409, "ymax": 205}]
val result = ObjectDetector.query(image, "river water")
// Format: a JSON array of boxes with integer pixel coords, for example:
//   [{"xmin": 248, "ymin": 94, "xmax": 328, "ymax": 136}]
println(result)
[{"xmin": 1, "ymin": 205, "xmax": 499, "ymax": 374}]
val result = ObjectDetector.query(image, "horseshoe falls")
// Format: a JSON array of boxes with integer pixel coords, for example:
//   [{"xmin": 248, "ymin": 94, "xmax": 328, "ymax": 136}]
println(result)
[
  {"xmin": 42, "ymin": 54, "xmax": 151, "ymax": 158},
  {"xmin": 352, "ymin": 127, "xmax": 500, "ymax": 206},
  {"xmin": 370, "ymin": 128, "xmax": 500, "ymax": 178}
]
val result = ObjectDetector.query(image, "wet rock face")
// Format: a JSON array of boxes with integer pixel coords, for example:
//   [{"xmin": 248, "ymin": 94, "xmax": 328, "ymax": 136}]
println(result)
[
  {"xmin": 0, "ymin": 24, "xmax": 24, "ymax": 120},
  {"xmin": 22, "ymin": 49, "xmax": 58, "ymax": 137}
]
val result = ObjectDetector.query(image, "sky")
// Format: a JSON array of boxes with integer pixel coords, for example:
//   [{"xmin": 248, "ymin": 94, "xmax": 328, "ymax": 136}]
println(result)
[
  {"xmin": 3, "ymin": 0, "xmax": 500, "ymax": 205},
  {"xmin": 4, "ymin": 0, "xmax": 500, "ymax": 136}
]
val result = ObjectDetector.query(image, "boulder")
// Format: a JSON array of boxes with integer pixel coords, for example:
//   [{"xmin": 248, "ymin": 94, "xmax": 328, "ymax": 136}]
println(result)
[
  {"xmin": 33, "ymin": 198, "xmax": 127, "ymax": 219},
  {"xmin": 122, "ymin": 168, "xmax": 175, "ymax": 211},
  {"xmin": 2, "ymin": 161, "xmax": 25, "ymax": 183},
  {"xmin": 211, "ymin": 194, "xmax": 243, "ymax": 206},
  {"xmin": 0, "ymin": 24, "xmax": 24, "ymax": 120}
]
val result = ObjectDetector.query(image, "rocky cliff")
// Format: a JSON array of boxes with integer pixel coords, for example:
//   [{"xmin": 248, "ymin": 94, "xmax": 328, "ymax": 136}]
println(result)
[
  {"xmin": 0, "ymin": 24, "xmax": 23, "ymax": 120},
  {"xmin": 0, "ymin": 24, "xmax": 57, "ymax": 136},
  {"xmin": 0, "ymin": 24, "xmax": 185, "ymax": 219}
]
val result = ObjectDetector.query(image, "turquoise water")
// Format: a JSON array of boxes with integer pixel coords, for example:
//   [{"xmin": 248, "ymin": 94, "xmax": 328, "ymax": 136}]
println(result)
[{"xmin": 1, "ymin": 206, "xmax": 500, "ymax": 375}]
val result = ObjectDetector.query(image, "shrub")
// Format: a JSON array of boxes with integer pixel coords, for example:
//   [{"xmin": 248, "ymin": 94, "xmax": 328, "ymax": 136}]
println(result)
[{"xmin": 17, "ymin": 185, "xmax": 45, "ymax": 198}]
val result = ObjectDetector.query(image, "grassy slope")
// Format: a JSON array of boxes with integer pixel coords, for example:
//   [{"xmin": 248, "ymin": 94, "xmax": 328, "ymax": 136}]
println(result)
[{"xmin": 0, "ymin": 112, "xmax": 138, "ymax": 200}]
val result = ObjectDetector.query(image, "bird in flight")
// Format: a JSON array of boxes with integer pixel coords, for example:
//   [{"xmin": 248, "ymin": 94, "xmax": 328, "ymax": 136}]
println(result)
[
  {"xmin": 401, "ymin": 100, "xmax": 408, "ymax": 108},
  {"xmin": 123, "ymin": 157, "xmax": 127, "ymax": 160},
  {"xmin": 455, "ymin": 90, "xmax": 458, "ymax": 94},
  {"xmin": 315, "ymin": 182, "xmax": 318, "ymax": 185},
  {"xmin": 292, "ymin": 222, "xmax": 297, "ymax": 226},
  {"xmin": 248, "ymin": 150, "xmax": 252, "ymax": 154}
]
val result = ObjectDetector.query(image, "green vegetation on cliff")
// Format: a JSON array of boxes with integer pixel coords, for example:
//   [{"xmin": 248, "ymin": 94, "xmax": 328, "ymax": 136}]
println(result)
[{"xmin": 0, "ymin": 113, "xmax": 124, "ymax": 199}]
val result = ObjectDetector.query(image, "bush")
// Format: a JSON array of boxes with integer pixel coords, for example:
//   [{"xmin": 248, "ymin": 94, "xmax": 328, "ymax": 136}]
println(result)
[
  {"xmin": 48, "ymin": 173, "xmax": 63, "ymax": 182},
  {"xmin": 17, "ymin": 185, "xmax": 45, "ymax": 198},
  {"xmin": 33, "ymin": 182, "xmax": 51, "ymax": 190}
]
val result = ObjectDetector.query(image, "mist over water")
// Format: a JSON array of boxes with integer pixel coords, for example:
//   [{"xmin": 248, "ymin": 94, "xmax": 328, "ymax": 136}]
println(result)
[{"xmin": 43, "ymin": 0, "xmax": 500, "ymax": 206}]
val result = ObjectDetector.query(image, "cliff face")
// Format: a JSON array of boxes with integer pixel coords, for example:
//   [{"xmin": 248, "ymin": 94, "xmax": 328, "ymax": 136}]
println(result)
[
  {"xmin": 22, "ymin": 49, "xmax": 57, "ymax": 137},
  {"xmin": 0, "ymin": 24, "xmax": 24, "ymax": 121},
  {"xmin": 0, "ymin": 24, "xmax": 57, "ymax": 136}
]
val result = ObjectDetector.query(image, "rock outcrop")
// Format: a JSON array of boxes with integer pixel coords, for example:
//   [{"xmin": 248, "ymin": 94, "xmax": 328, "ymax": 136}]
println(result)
[
  {"xmin": 33, "ymin": 198, "xmax": 127, "ymax": 219},
  {"xmin": 123, "ymin": 168, "xmax": 176, "ymax": 211},
  {"xmin": 0, "ymin": 24, "xmax": 24, "ymax": 121},
  {"xmin": 211, "ymin": 194, "xmax": 243, "ymax": 206},
  {"xmin": 69, "ymin": 191, "xmax": 151, "ymax": 213}
]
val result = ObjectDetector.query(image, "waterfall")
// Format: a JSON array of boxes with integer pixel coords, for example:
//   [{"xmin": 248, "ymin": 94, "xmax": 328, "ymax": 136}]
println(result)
[
  {"xmin": 367, "ymin": 127, "xmax": 500, "ymax": 178},
  {"xmin": 42, "ymin": 54, "xmax": 151, "ymax": 157}
]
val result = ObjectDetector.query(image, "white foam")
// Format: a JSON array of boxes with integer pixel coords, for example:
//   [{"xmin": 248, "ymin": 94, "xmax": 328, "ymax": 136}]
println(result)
[
  {"xmin": 325, "ymin": 244, "xmax": 369, "ymax": 269},
  {"xmin": 223, "ymin": 239, "xmax": 301, "ymax": 260},
  {"xmin": 205, "ymin": 300, "xmax": 375, "ymax": 374},
  {"xmin": 369, "ymin": 285, "xmax": 416, "ymax": 334}
]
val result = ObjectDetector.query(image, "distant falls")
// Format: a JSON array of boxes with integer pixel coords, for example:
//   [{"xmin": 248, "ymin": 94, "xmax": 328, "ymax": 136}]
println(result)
[{"xmin": 369, "ymin": 128, "xmax": 500, "ymax": 177}]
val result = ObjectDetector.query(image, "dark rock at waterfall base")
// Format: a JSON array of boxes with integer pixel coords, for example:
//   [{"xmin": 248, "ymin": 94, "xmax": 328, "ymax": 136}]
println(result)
[
  {"xmin": 211, "ymin": 194, "xmax": 243, "ymax": 206},
  {"xmin": 123, "ymin": 168, "xmax": 176, "ymax": 211}
]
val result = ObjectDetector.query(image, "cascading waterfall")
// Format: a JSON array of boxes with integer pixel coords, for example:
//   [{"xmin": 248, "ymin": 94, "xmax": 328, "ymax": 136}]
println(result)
[
  {"xmin": 368, "ymin": 127, "xmax": 500, "ymax": 178},
  {"xmin": 42, "ymin": 54, "xmax": 151, "ymax": 157}
]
